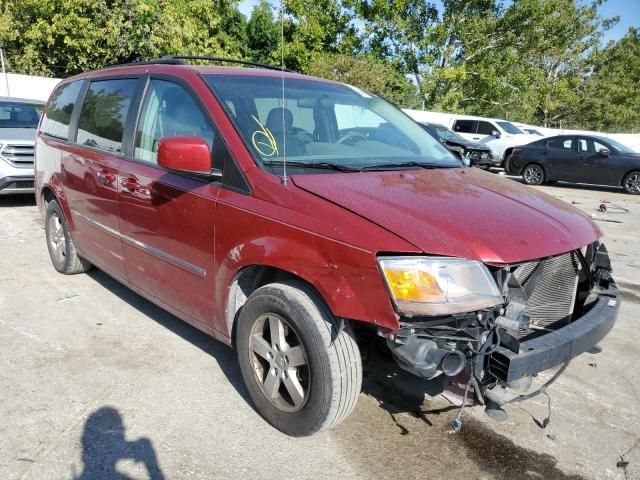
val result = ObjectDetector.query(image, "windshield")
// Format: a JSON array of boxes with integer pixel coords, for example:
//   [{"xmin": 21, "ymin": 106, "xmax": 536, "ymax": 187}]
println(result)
[
  {"xmin": 497, "ymin": 121, "xmax": 524, "ymax": 135},
  {"xmin": 0, "ymin": 101, "xmax": 42, "ymax": 129},
  {"xmin": 429, "ymin": 124, "xmax": 466, "ymax": 142},
  {"xmin": 204, "ymin": 75, "xmax": 460, "ymax": 172},
  {"xmin": 525, "ymin": 129, "xmax": 543, "ymax": 136},
  {"xmin": 605, "ymin": 138, "xmax": 636, "ymax": 154}
]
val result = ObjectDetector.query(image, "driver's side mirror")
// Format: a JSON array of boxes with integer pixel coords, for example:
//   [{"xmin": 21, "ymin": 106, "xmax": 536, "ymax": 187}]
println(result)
[
  {"xmin": 491, "ymin": 130, "xmax": 501, "ymax": 139},
  {"xmin": 598, "ymin": 148, "xmax": 611, "ymax": 157},
  {"xmin": 158, "ymin": 136, "xmax": 222, "ymax": 178}
]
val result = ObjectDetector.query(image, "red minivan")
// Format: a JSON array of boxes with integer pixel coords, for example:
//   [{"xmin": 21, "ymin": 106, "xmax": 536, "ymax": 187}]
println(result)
[{"xmin": 35, "ymin": 56, "xmax": 619, "ymax": 436}]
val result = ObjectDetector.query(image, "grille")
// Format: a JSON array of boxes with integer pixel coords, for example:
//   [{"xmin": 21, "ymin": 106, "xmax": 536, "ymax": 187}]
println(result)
[
  {"xmin": 507, "ymin": 251, "xmax": 580, "ymax": 338},
  {"xmin": 0, "ymin": 143, "xmax": 35, "ymax": 168}
]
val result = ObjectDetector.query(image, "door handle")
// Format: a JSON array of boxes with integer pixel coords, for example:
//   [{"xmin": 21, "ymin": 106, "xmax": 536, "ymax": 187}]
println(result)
[
  {"xmin": 121, "ymin": 177, "xmax": 141, "ymax": 191},
  {"xmin": 473, "ymin": 137, "xmax": 481, "ymax": 140},
  {"xmin": 97, "ymin": 170, "xmax": 116, "ymax": 185}
]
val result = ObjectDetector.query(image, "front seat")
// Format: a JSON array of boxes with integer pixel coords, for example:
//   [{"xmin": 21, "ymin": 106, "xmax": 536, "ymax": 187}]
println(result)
[{"xmin": 264, "ymin": 107, "xmax": 306, "ymax": 156}]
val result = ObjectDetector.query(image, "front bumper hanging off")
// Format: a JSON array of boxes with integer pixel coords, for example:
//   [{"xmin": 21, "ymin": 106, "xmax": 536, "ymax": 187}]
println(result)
[{"xmin": 488, "ymin": 288, "xmax": 620, "ymax": 382}]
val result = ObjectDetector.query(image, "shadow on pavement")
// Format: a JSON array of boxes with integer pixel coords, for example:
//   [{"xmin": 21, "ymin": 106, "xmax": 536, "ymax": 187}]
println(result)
[
  {"xmin": 501, "ymin": 174, "xmax": 626, "ymax": 195},
  {"xmin": 74, "ymin": 406, "xmax": 165, "ymax": 480},
  {"xmin": 0, "ymin": 195, "xmax": 36, "ymax": 207},
  {"xmin": 86, "ymin": 269, "xmax": 250, "ymax": 405},
  {"xmin": 86, "ymin": 270, "xmax": 587, "ymax": 480}
]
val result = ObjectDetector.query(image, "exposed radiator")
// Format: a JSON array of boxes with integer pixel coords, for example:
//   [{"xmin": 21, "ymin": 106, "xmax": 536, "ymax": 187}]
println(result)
[{"xmin": 507, "ymin": 251, "xmax": 580, "ymax": 338}]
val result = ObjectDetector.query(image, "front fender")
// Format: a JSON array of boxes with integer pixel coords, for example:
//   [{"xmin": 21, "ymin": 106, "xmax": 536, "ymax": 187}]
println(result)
[{"xmin": 213, "ymin": 205, "xmax": 401, "ymax": 338}]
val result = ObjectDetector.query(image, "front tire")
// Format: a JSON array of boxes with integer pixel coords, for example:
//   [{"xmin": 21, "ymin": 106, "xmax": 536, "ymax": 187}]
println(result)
[
  {"xmin": 522, "ymin": 163, "xmax": 545, "ymax": 185},
  {"xmin": 623, "ymin": 171, "xmax": 640, "ymax": 194},
  {"xmin": 236, "ymin": 281, "xmax": 362, "ymax": 436},
  {"xmin": 45, "ymin": 200, "xmax": 92, "ymax": 274}
]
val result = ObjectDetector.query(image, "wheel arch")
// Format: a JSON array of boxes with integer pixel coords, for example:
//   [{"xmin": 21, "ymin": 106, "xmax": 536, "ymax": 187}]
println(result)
[
  {"xmin": 38, "ymin": 174, "xmax": 71, "ymax": 223},
  {"xmin": 502, "ymin": 146, "xmax": 514, "ymax": 163},
  {"xmin": 226, "ymin": 265, "xmax": 328, "ymax": 346},
  {"xmin": 620, "ymin": 169, "xmax": 640, "ymax": 187}
]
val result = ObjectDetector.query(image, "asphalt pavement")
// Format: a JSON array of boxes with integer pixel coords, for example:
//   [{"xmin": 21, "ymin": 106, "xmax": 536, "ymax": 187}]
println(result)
[{"xmin": 1, "ymin": 180, "xmax": 639, "ymax": 480}]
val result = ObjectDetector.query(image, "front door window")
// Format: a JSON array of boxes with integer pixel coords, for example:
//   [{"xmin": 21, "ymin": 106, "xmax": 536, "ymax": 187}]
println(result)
[{"xmin": 134, "ymin": 80, "xmax": 215, "ymax": 164}]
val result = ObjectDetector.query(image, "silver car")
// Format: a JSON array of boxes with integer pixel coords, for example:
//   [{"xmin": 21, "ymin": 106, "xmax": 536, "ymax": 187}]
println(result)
[{"xmin": 0, "ymin": 97, "xmax": 44, "ymax": 195}]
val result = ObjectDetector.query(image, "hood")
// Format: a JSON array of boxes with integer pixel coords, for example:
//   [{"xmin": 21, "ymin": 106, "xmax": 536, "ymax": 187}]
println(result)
[
  {"xmin": 447, "ymin": 138, "xmax": 490, "ymax": 151},
  {"xmin": 0, "ymin": 128, "xmax": 37, "ymax": 143},
  {"xmin": 292, "ymin": 168, "xmax": 600, "ymax": 264}
]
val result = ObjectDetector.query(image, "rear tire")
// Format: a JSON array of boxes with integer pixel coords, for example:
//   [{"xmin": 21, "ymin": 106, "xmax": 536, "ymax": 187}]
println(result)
[
  {"xmin": 45, "ymin": 200, "xmax": 92, "ymax": 274},
  {"xmin": 623, "ymin": 171, "xmax": 640, "ymax": 194},
  {"xmin": 236, "ymin": 281, "xmax": 362, "ymax": 436},
  {"xmin": 522, "ymin": 163, "xmax": 545, "ymax": 185}
]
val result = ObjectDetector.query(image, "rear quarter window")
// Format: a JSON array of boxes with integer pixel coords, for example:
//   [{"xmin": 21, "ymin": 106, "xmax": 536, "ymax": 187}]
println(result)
[{"xmin": 41, "ymin": 80, "xmax": 83, "ymax": 140}]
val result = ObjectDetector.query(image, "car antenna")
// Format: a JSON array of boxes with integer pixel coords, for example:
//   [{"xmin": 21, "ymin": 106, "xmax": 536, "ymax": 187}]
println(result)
[{"xmin": 279, "ymin": 0, "xmax": 288, "ymax": 186}]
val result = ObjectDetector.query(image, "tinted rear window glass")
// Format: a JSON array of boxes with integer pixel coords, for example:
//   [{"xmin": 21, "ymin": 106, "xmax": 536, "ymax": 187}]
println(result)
[
  {"xmin": 77, "ymin": 79, "xmax": 138, "ymax": 154},
  {"xmin": 41, "ymin": 81, "xmax": 82, "ymax": 140},
  {"xmin": 453, "ymin": 120, "xmax": 475, "ymax": 133},
  {"xmin": 548, "ymin": 138, "xmax": 573, "ymax": 150}
]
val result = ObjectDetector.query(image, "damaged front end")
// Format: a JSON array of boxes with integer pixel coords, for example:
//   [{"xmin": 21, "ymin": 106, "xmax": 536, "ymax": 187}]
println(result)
[{"xmin": 379, "ymin": 242, "xmax": 619, "ymax": 408}]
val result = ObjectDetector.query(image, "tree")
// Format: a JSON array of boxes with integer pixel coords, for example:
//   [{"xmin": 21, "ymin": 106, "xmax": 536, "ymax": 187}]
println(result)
[
  {"xmin": 246, "ymin": 1, "xmax": 279, "ymax": 63},
  {"xmin": 307, "ymin": 53, "xmax": 419, "ymax": 106},
  {"xmin": 492, "ymin": 0, "xmax": 609, "ymax": 127},
  {"xmin": 0, "ymin": 0, "xmax": 241, "ymax": 77},
  {"xmin": 577, "ymin": 27, "xmax": 640, "ymax": 132},
  {"xmin": 282, "ymin": 0, "xmax": 360, "ymax": 71}
]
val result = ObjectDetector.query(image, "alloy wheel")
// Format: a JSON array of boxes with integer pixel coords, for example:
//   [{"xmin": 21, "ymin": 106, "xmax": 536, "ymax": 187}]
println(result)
[
  {"xmin": 625, "ymin": 173, "xmax": 640, "ymax": 193},
  {"xmin": 47, "ymin": 212, "xmax": 66, "ymax": 264},
  {"xmin": 523, "ymin": 165, "xmax": 543, "ymax": 184},
  {"xmin": 248, "ymin": 313, "xmax": 310, "ymax": 412}
]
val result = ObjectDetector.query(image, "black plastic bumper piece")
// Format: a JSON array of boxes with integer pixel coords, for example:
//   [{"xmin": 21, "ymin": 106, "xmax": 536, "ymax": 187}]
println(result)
[
  {"xmin": 488, "ymin": 291, "xmax": 620, "ymax": 383},
  {"xmin": 0, "ymin": 175, "xmax": 35, "ymax": 191}
]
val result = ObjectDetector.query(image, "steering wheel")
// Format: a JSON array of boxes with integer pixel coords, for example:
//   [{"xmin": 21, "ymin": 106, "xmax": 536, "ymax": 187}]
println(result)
[{"xmin": 336, "ymin": 130, "xmax": 368, "ymax": 144}]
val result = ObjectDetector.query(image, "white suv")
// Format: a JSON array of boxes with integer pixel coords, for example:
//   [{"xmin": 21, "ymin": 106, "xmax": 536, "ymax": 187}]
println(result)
[
  {"xmin": 449, "ymin": 116, "xmax": 535, "ymax": 167},
  {"xmin": 0, "ymin": 97, "xmax": 44, "ymax": 195}
]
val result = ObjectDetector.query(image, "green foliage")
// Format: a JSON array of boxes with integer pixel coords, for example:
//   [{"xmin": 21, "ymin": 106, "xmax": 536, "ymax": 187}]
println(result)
[
  {"xmin": 246, "ymin": 1, "xmax": 279, "ymax": 63},
  {"xmin": 0, "ymin": 0, "xmax": 637, "ymax": 131},
  {"xmin": 307, "ymin": 53, "xmax": 419, "ymax": 107},
  {"xmin": 0, "ymin": 0, "xmax": 240, "ymax": 76},
  {"xmin": 578, "ymin": 27, "xmax": 640, "ymax": 132}
]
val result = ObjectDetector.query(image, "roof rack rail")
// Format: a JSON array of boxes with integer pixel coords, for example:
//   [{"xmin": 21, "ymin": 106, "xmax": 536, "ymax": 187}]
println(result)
[
  {"xmin": 157, "ymin": 55, "xmax": 296, "ymax": 73},
  {"xmin": 106, "ymin": 57, "xmax": 186, "ymax": 68}
]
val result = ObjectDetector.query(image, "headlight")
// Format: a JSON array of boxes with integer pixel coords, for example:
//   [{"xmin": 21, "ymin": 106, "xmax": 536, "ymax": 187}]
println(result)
[{"xmin": 378, "ymin": 256, "xmax": 503, "ymax": 316}]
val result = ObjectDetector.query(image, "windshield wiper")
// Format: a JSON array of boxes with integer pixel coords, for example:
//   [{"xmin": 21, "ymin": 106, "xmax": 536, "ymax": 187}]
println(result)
[
  {"xmin": 263, "ymin": 159, "xmax": 360, "ymax": 172},
  {"xmin": 359, "ymin": 161, "xmax": 458, "ymax": 171}
]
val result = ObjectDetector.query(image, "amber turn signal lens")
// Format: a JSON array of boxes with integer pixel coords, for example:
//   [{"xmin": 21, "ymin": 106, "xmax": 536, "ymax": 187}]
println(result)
[{"xmin": 382, "ymin": 268, "xmax": 445, "ymax": 303}]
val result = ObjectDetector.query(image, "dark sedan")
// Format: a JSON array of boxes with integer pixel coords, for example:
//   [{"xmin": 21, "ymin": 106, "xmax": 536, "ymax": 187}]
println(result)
[
  {"xmin": 507, "ymin": 134, "xmax": 640, "ymax": 194},
  {"xmin": 419, "ymin": 122, "xmax": 494, "ymax": 169}
]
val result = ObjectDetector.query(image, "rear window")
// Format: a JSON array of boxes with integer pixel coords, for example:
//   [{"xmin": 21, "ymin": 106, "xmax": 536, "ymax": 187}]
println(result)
[
  {"xmin": 77, "ymin": 79, "xmax": 138, "ymax": 154},
  {"xmin": 548, "ymin": 138, "xmax": 573, "ymax": 150},
  {"xmin": 41, "ymin": 81, "xmax": 82, "ymax": 140},
  {"xmin": 496, "ymin": 121, "xmax": 524, "ymax": 134}
]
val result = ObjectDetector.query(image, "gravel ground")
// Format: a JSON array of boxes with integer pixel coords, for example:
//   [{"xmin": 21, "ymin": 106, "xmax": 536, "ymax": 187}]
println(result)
[{"xmin": 1, "ymin": 179, "xmax": 639, "ymax": 480}]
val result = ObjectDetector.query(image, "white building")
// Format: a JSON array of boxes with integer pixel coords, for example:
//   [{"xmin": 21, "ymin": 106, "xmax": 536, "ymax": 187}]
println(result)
[{"xmin": 0, "ymin": 73, "xmax": 61, "ymax": 102}]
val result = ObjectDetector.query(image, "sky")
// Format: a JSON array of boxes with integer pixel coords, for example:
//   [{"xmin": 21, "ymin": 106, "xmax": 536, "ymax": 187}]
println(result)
[{"xmin": 237, "ymin": 0, "xmax": 639, "ymax": 44}]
